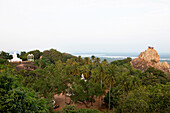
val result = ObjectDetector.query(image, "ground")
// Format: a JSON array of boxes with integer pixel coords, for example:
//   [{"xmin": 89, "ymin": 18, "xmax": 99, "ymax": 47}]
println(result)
[{"xmin": 53, "ymin": 93, "xmax": 106, "ymax": 112}]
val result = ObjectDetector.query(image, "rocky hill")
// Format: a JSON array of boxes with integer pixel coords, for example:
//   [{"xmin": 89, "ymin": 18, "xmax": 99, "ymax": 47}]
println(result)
[{"xmin": 131, "ymin": 47, "xmax": 170, "ymax": 73}]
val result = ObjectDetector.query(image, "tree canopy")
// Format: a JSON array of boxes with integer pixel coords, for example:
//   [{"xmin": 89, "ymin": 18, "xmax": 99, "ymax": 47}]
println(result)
[{"xmin": 1, "ymin": 49, "xmax": 170, "ymax": 112}]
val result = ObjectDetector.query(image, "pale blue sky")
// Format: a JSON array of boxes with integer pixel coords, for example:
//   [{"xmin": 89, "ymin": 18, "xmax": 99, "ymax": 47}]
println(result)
[{"xmin": 0, "ymin": 0, "xmax": 170, "ymax": 53}]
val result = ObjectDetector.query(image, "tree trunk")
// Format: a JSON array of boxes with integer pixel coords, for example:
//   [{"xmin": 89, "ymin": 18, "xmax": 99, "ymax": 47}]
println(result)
[
  {"xmin": 83, "ymin": 101, "xmax": 90, "ymax": 108},
  {"xmin": 109, "ymin": 83, "xmax": 111, "ymax": 110},
  {"xmin": 91, "ymin": 96, "xmax": 93, "ymax": 106},
  {"xmin": 100, "ymin": 77, "xmax": 102, "ymax": 107},
  {"xmin": 65, "ymin": 93, "xmax": 66, "ymax": 103}
]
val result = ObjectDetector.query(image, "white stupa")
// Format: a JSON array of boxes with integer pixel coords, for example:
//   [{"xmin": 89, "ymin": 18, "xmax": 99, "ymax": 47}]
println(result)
[
  {"xmin": 81, "ymin": 74, "xmax": 87, "ymax": 82},
  {"xmin": 9, "ymin": 52, "xmax": 22, "ymax": 62}
]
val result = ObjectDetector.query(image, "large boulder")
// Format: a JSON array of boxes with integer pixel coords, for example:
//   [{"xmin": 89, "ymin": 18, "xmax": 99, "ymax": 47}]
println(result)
[
  {"xmin": 161, "ymin": 62, "xmax": 170, "ymax": 69},
  {"xmin": 138, "ymin": 47, "xmax": 159, "ymax": 62},
  {"xmin": 131, "ymin": 47, "xmax": 170, "ymax": 73}
]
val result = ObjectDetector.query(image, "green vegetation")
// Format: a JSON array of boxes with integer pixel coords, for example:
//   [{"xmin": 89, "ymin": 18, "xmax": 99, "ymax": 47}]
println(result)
[
  {"xmin": 116, "ymin": 83, "xmax": 170, "ymax": 113},
  {"xmin": 60, "ymin": 105, "xmax": 102, "ymax": 113},
  {"xmin": 42, "ymin": 49, "xmax": 77, "ymax": 63},
  {"xmin": 0, "ymin": 51, "xmax": 13, "ymax": 60},
  {"xmin": 0, "ymin": 65, "xmax": 50, "ymax": 112},
  {"xmin": 18, "ymin": 50, "xmax": 42, "ymax": 61},
  {"xmin": 0, "ymin": 51, "xmax": 12, "ymax": 64},
  {"xmin": 0, "ymin": 49, "xmax": 170, "ymax": 112}
]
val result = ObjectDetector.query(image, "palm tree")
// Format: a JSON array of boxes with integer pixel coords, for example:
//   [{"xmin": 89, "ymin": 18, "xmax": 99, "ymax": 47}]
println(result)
[
  {"xmin": 102, "ymin": 59, "xmax": 108, "ymax": 66},
  {"xmin": 106, "ymin": 64, "xmax": 117, "ymax": 110},
  {"xmin": 95, "ymin": 57, "xmax": 101, "ymax": 66},
  {"xmin": 78, "ymin": 56, "xmax": 82, "ymax": 62},
  {"xmin": 91, "ymin": 55, "xmax": 95, "ymax": 62},
  {"xmin": 98, "ymin": 64, "xmax": 107, "ymax": 107},
  {"xmin": 84, "ymin": 57, "xmax": 90, "ymax": 65}
]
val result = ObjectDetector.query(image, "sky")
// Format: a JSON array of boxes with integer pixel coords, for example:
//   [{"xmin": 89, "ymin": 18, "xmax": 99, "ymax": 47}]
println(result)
[{"xmin": 0, "ymin": 0, "xmax": 170, "ymax": 54}]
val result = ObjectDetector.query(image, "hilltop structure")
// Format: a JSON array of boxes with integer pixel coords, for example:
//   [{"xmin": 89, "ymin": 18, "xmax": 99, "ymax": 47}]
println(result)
[
  {"xmin": 27, "ymin": 54, "xmax": 34, "ymax": 61},
  {"xmin": 131, "ymin": 47, "xmax": 170, "ymax": 73},
  {"xmin": 9, "ymin": 52, "xmax": 22, "ymax": 62}
]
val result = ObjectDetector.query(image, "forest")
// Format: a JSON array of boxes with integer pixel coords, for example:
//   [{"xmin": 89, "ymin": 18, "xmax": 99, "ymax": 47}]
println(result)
[{"xmin": 0, "ymin": 49, "xmax": 170, "ymax": 113}]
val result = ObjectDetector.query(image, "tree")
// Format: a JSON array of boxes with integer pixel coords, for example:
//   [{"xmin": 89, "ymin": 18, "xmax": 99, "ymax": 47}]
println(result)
[
  {"xmin": 105, "ymin": 64, "xmax": 117, "ymax": 110},
  {"xmin": 0, "ymin": 69, "xmax": 49, "ymax": 113},
  {"xmin": 97, "ymin": 64, "xmax": 107, "ymax": 107},
  {"xmin": 104, "ymin": 66, "xmax": 141, "ymax": 110},
  {"xmin": 23, "ymin": 65, "xmax": 58, "ymax": 99},
  {"xmin": 116, "ymin": 83, "xmax": 170, "ymax": 113},
  {"xmin": 84, "ymin": 57, "xmax": 90, "ymax": 65},
  {"xmin": 77, "ymin": 56, "xmax": 82, "ymax": 63},
  {"xmin": 0, "ymin": 58, "xmax": 8, "ymax": 64},
  {"xmin": 0, "ymin": 51, "xmax": 12, "ymax": 59},
  {"xmin": 28, "ymin": 50, "xmax": 42, "ymax": 60},
  {"xmin": 69, "ymin": 76, "xmax": 104, "ymax": 108},
  {"xmin": 19, "ymin": 51, "xmax": 27, "ymax": 61},
  {"xmin": 35, "ymin": 56, "xmax": 51, "ymax": 68},
  {"xmin": 91, "ymin": 55, "xmax": 95, "ymax": 62},
  {"xmin": 142, "ymin": 67, "xmax": 167, "ymax": 85},
  {"xmin": 42, "ymin": 49, "xmax": 76, "ymax": 63},
  {"xmin": 102, "ymin": 59, "xmax": 108, "ymax": 66},
  {"xmin": 61, "ymin": 105, "xmax": 102, "ymax": 113},
  {"xmin": 95, "ymin": 57, "xmax": 101, "ymax": 65},
  {"xmin": 111, "ymin": 57, "xmax": 132, "ymax": 66}
]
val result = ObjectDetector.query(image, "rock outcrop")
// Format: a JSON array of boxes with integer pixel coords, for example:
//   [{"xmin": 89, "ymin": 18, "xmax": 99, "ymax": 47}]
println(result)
[
  {"xmin": 131, "ymin": 47, "xmax": 170, "ymax": 73},
  {"xmin": 15, "ymin": 62, "xmax": 37, "ymax": 71},
  {"xmin": 16, "ymin": 64, "xmax": 37, "ymax": 71}
]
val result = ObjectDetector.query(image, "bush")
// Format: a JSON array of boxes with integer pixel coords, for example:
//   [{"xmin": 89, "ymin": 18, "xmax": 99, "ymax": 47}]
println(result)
[
  {"xmin": 111, "ymin": 57, "xmax": 132, "ymax": 66},
  {"xmin": 61, "ymin": 105, "xmax": 102, "ymax": 113},
  {"xmin": 0, "ymin": 58, "xmax": 7, "ymax": 64},
  {"xmin": 62, "ymin": 105, "xmax": 76, "ymax": 113}
]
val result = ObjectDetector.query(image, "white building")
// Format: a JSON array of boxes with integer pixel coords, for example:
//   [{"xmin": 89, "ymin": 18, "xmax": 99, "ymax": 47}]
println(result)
[
  {"xmin": 9, "ymin": 52, "xmax": 22, "ymax": 62},
  {"xmin": 27, "ymin": 54, "xmax": 34, "ymax": 61}
]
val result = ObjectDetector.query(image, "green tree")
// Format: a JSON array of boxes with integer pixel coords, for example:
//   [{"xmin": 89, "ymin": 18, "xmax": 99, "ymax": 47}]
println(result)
[
  {"xmin": 19, "ymin": 51, "xmax": 27, "ymax": 61},
  {"xmin": 0, "ymin": 70, "xmax": 48, "ymax": 113},
  {"xmin": 84, "ymin": 57, "xmax": 90, "ymax": 65},
  {"xmin": 61, "ymin": 105, "xmax": 102, "ymax": 113},
  {"xmin": 43, "ymin": 49, "xmax": 76, "ymax": 63},
  {"xmin": 142, "ymin": 67, "xmax": 167, "ymax": 85},
  {"xmin": 116, "ymin": 83, "xmax": 170, "ymax": 113},
  {"xmin": 35, "ymin": 56, "xmax": 51, "ymax": 68},
  {"xmin": 105, "ymin": 64, "xmax": 117, "ymax": 110},
  {"xmin": 0, "ymin": 51, "xmax": 12, "ymax": 59},
  {"xmin": 91, "ymin": 55, "xmax": 95, "ymax": 62},
  {"xmin": 70, "ymin": 76, "xmax": 104, "ymax": 108},
  {"xmin": 95, "ymin": 57, "xmax": 101, "ymax": 65},
  {"xmin": 28, "ymin": 50, "xmax": 42, "ymax": 60}
]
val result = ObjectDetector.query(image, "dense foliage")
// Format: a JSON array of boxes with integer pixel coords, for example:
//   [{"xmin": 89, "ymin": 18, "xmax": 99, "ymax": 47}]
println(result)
[
  {"xmin": 0, "ymin": 65, "xmax": 50, "ymax": 113},
  {"xmin": 60, "ymin": 105, "xmax": 102, "ymax": 113},
  {"xmin": 116, "ymin": 83, "xmax": 170, "ymax": 113},
  {"xmin": 0, "ymin": 51, "xmax": 13, "ymax": 60},
  {"xmin": 0, "ymin": 51, "xmax": 12, "ymax": 64},
  {"xmin": 42, "ymin": 49, "xmax": 77, "ymax": 63},
  {"xmin": 1, "ymin": 49, "xmax": 170, "ymax": 112}
]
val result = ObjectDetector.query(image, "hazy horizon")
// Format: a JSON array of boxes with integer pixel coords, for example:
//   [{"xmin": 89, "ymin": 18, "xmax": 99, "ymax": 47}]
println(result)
[{"xmin": 0, "ymin": 0, "xmax": 170, "ymax": 53}]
